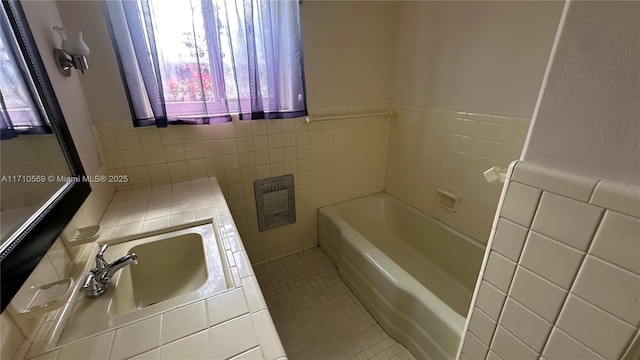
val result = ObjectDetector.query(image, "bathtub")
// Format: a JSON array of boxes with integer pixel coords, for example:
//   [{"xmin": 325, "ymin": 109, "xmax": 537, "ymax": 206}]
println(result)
[{"xmin": 318, "ymin": 193, "xmax": 484, "ymax": 359}]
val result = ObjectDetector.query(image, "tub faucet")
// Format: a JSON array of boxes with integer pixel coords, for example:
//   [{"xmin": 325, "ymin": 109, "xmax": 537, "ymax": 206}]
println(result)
[{"xmin": 81, "ymin": 244, "xmax": 138, "ymax": 298}]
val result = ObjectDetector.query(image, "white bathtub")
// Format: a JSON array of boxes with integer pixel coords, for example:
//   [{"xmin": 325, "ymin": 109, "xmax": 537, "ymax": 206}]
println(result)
[{"xmin": 318, "ymin": 193, "xmax": 484, "ymax": 359}]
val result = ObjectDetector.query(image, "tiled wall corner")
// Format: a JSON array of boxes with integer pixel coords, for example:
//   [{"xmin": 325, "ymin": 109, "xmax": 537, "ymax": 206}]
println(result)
[
  {"xmin": 385, "ymin": 106, "xmax": 530, "ymax": 244},
  {"xmin": 460, "ymin": 161, "xmax": 640, "ymax": 360},
  {"xmin": 94, "ymin": 106, "xmax": 391, "ymax": 263}
]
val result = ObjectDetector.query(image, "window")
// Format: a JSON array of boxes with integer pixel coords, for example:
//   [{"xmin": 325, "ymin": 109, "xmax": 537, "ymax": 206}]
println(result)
[
  {"xmin": 105, "ymin": 0, "xmax": 307, "ymax": 127},
  {"xmin": 0, "ymin": 5, "xmax": 51, "ymax": 139}
]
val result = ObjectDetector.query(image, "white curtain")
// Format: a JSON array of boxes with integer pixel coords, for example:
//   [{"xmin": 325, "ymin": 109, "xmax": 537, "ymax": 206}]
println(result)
[{"xmin": 104, "ymin": 0, "xmax": 308, "ymax": 127}]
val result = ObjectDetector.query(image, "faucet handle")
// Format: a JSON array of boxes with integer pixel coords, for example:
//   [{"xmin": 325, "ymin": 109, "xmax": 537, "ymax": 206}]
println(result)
[
  {"xmin": 97, "ymin": 244, "xmax": 108, "ymax": 256},
  {"xmin": 95, "ymin": 244, "xmax": 109, "ymax": 269}
]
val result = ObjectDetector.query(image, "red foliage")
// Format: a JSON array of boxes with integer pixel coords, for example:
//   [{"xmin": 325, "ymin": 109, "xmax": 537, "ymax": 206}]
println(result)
[{"xmin": 165, "ymin": 62, "xmax": 215, "ymax": 102}]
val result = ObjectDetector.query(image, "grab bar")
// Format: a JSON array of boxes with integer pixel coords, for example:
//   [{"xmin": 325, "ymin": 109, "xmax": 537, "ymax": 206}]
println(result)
[{"xmin": 305, "ymin": 110, "xmax": 393, "ymax": 123}]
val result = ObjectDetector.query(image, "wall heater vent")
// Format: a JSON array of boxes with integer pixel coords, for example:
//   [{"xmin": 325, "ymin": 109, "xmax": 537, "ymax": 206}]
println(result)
[{"xmin": 254, "ymin": 174, "xmax": 296, "ymax": 231}]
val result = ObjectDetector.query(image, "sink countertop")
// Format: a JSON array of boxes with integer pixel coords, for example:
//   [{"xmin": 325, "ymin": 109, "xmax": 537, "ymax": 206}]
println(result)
[{"xmin": 30, "ymin": 177, "xmax": 286, "ymax": 360}]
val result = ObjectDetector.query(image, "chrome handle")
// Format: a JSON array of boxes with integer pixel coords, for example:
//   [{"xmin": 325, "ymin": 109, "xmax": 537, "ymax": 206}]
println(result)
[
  {"xmin": 81, "ymin": 273, "xmax": 94, "ymax": 290},
  {"xmin": 95, "ymin": 244, "xmax": 109, "ymax": 269},
  {"xmin": 82, "ymin": 245, "xmax": 138, "ymax": 298},
  {"xmin": 96, "ymin": 244, "xmax": 108, "ymax": 257}
]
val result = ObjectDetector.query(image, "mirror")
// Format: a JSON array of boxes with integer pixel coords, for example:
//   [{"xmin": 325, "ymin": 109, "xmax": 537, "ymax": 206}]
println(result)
[{"xmin": 0, "ymin": 0, "xmax": 91, "ymax": 312}]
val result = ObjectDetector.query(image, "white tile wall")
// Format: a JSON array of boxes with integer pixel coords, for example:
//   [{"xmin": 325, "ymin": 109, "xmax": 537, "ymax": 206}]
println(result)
[
  {"xmin": 542, "ymin": 327, "xmax": 604, "ymax": 360},
  {"xmin": 491, "ymin": 219, "xmax": 528, "ymax": 262},
  {"xmin": 532, "ymin": 192, "xmax": 603, "ymax": 251},
  {"xmin": 572, "ymin": 256, "xmax": 640, "ymax": 326},
  {"xmin": 468, "ymin": 308, "xmax": 497, "ymax": 345},
  {"xmin": 509, "ymin": 266, "xmax": 565, "ymax": 323},
  {"xmin": 460, "ymin": 161, "xmax": 640, "ymax": 360},
  {"xmin": 491, "ymin": 326, "xmax": 537, "ymax": 360},
  {"xmin": 474, "ymin": 281, "xmax": 507, "ymax": 321},
  {"xmin": 510, "ymin": 161, "xmax": 597, "ymax": 202},
  {"xmin": 461, "ymin": 332, "xmax": 489, "ymax": 359},
  {"xmin": 483, "ymin": 252, "xmax": 516, "ymax": 293},
  {"xmin": 557, "ymin": 295, "xmax": 636, "ymax": 359},
  {"xmin": 95, "ymin": 106, "xmax": 390, "ymax": 263},
  {"xmin": 499, "ymin": 298, "xmax": 551, "ymax": 353},
  {"xmin": 385, "ymin": 106, "xmax": 530, "ymax": 243},
  {"xmin": 519, "ymin": 231, "xmax": 584, "ymax": 289},
  {"xmin": 590, "ymin": 181, "xmax": 640, "ymax": 218},
  {"xmin": 499, "ymin": 182, "xmax": 541, "ymax": 228},
  {"xmin": 590, "ymin": 211, "xmax": 640, "ymax": 274},
  {"xmin": 1, "ymin": 165, "xmax": 118, "ymax": 359}
]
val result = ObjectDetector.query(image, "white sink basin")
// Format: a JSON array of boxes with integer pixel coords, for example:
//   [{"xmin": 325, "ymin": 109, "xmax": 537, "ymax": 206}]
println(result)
[
  {"xmin": 58, "ymin": 222, "xmax": 232, "ymax": 345},
  {"xmin": 109, "ymin": 233, "xmax": 208, "ymax": 315}
]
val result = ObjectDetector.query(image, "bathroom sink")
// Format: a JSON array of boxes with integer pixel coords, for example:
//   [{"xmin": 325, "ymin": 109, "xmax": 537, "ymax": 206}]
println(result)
[
  {"xmin": 105, "ymin": 223, "xmax": 230, "ymax": 316},
  {"xmin": 58, "ymin": 222, "xmax": 232, "ymax": 345},
  {"xmin": 109, "ymin": 233, "xmax": 208, "ymax": 315}
]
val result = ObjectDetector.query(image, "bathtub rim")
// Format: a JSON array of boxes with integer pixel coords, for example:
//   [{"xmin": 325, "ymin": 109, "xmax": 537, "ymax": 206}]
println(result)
[
  {"xmin": 318, "ymin": 191, "xmax": 486, "ymax": 358},
  {"xmin": 322, "ymin": 192, "xmax": 487, "ymax": 250}
]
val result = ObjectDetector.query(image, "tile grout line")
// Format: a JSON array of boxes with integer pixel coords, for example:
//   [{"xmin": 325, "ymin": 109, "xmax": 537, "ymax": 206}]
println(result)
[
  {"xmin": 539, "ymin": 206, "xmax": 606, "ymax": 358},
  {"xmin": 485, "ymin": 186, "xmax": 544, "ymax": 359}
]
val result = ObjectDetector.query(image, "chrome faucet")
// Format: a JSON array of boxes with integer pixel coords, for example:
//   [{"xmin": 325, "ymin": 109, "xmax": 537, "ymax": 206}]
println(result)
[{"xmin": 81, "ymin": 244, "xmax": 138, "ymax": 298}]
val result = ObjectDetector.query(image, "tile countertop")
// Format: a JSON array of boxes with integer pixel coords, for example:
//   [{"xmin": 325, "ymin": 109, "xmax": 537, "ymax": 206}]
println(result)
[{"xmin": 31, "ymin": 177, "xmax": 286, "ymax": 360}]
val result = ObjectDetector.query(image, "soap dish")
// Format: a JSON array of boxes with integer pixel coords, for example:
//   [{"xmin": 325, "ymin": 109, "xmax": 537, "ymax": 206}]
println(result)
[
  {"xmin": 436, "ymin": 188, "xmax": 458, "ymax": 212},
  {"xmin": 70, "ymin": 224, "xmax": 101, "ymax": 246},
  {"xmin": 11, "ymin": 278, "xmax": 75, "ymax": 318}
]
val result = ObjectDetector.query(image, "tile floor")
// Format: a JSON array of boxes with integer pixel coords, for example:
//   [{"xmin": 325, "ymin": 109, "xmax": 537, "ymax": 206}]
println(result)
[{"xmin": 254, "ymin": 247, "xmax": 416, "ymax": 360}]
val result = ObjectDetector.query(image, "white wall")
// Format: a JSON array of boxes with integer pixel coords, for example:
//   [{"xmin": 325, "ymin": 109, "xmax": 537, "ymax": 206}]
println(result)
[
  {"xmin": 386, "ymin": 1, "xmax": 562, "ymax": 243},
  {"xmin": 21, "ymin": 0, "xmax": 101, "ymax": 174},
  {"xmin": 301, "ymin": 1, "xmax": 399, "ymax": 109},
  {"xmin": 393, "ymin": 1, "xmax": 563, "ymax": 117},
  {"xmin": 55, "ymin": 0, "xmax": 131, "ymax": 125},
  {"xmin": 523, "ymin": 1, "xmax": 640, "ymax": 186}
]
